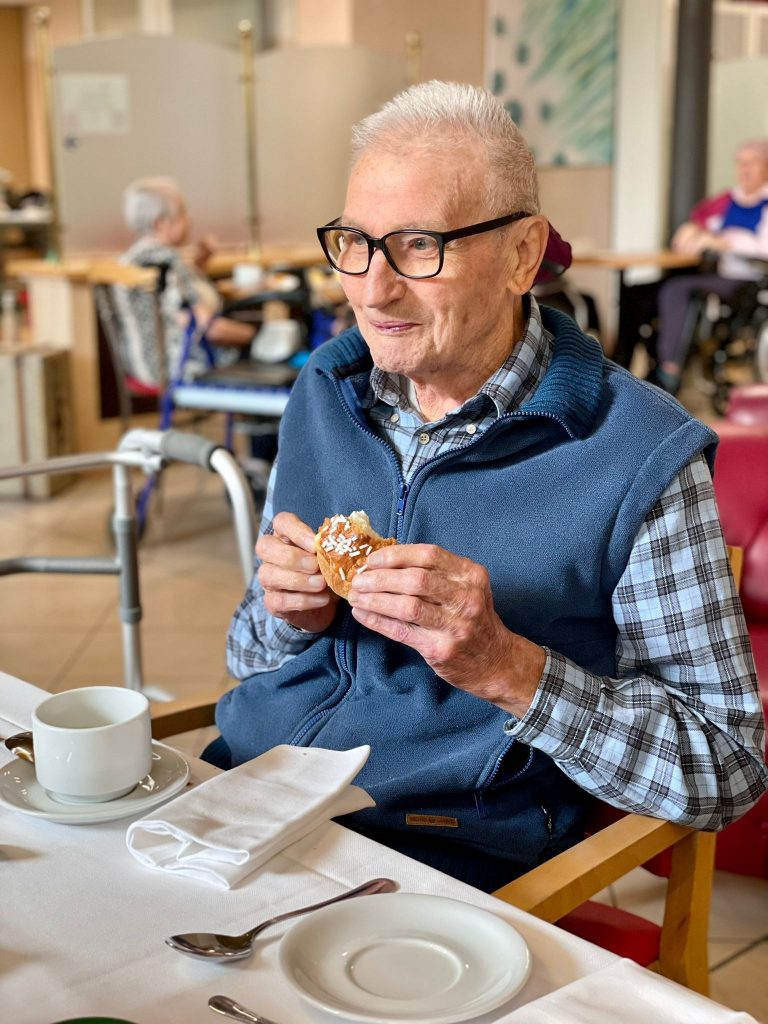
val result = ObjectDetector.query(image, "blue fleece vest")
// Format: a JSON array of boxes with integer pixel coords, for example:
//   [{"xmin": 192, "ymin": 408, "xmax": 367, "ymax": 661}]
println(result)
[{"xmin": 217, "ymin": 307, "xmax": 717, "ymax": 869}]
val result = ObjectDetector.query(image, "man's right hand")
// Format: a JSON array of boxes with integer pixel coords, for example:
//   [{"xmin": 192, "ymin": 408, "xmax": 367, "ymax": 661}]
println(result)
[{"xmin": 256, "ymin": 511, "xmax": 339, "ymax": 633}]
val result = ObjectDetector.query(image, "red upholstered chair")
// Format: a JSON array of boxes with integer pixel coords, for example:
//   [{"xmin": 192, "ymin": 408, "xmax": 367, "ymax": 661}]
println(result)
[{"xmin": 709, "ymin": 421, "xmax": 768, "ymax": 879}]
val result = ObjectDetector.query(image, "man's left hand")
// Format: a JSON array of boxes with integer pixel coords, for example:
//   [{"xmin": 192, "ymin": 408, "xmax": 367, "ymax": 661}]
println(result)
[{"xmin": 348, "ymin": 544, "xmax": 545, "ymax": 718}]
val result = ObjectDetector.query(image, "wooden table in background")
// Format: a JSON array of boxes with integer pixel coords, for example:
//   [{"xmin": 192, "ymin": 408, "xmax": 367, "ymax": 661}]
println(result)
[{"xmin": 571, "ymin": 250, "xmax": 701, "ymax": 367}]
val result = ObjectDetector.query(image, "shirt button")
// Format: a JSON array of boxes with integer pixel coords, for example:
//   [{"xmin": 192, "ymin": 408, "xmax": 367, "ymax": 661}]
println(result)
[
  {"xmin": 466, "ymin": 423, "xmax": 478, "ymax": 435},
  {"xmin": 418, "ymin": 432, "xmax": 430, "ymax": 445},
  {"xmin": 390, "ymin": 412, "xmax": 400, "ymax": 423}
]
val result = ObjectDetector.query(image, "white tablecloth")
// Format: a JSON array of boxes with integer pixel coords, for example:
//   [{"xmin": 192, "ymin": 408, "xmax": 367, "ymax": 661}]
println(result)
[{"xmin": 0, "ymin": 673, "xmax": 753, "ymax": 1024}]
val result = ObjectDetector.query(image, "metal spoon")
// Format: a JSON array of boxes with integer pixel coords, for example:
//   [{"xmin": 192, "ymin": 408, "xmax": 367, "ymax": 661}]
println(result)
[
  {"xmin": 209, "ymin": 995, "xmax": 278, "ymax": 1024},
  {"xmin": 2, "ymin": 731, "xmax": 34, "ymax": 763},
  {"xmin": 166, "ymin": 876, "xmax": 397, "ymax": 960}
]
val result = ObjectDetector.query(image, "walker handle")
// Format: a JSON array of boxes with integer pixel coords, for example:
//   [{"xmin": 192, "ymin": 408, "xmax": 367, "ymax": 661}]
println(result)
[{"xmin": 159, "ymin": 429, "xmax": 222, "ymax": 469}]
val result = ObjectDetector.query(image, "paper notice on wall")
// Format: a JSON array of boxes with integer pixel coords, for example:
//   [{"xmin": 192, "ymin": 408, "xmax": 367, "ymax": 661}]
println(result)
[{"xmin": 58, "ymin": 73, "xmax": 131, "ymax": 136}]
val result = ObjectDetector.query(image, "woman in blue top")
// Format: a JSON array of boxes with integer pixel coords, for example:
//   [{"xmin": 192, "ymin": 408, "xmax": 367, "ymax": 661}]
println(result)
[{"xmin": 652, "ymin": 138, "xmax": 768, "ymax": 393}]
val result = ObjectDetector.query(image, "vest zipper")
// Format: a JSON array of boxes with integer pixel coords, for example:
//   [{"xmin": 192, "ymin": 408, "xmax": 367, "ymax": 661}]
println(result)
[
  {"xmin": 330, "ymin": 370, "xmax": 572, "ymax": 536},
  {"xmin": 396, "ymin": 481, "xmax": 408, "ymax": 519},
  {"xmin": 289, "ymin": 608, "xmax": 354, "ymax": 746}
]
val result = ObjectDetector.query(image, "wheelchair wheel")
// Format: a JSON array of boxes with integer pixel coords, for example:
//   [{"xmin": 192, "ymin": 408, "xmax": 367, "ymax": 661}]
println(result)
[{"xmin": 756, "ymin": 320, "xmax": 768, "ymax": 382}]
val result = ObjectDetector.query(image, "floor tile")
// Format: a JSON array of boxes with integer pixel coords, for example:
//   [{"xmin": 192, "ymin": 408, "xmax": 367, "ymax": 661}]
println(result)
[
  {"xmin": 137, "ymin": 573, "xmax": 243, "ymax": 631},
  {"xmin": 709, "ymin": 939, "xmax": 768, "ymax": 1021},
  {"xmin": 708, "ymin": 871, "xmax": 768, "ymax": 944},
  {"xmin": 56, "ymin": 624, "xmax": 230, "ymax": 700},
  {"xmin": 0, "ymin": 573, "xmax": 118, "ymax": 628},
  {"xmin": 0, "ymin": 628, "xmax": 93, "ymax": 689}
]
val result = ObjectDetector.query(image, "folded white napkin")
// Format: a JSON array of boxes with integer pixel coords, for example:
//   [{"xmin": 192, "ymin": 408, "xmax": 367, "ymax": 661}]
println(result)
[
  {"xmin": 125, "ymin": 744, "xmax": 374, "ymax": 888},
  {"xmin": 508, "ymin": 959, "xmax": 757, "ymax": 1023},
  {"xmin": 0, "ymin": 671, "xmax": 45, "ymax": 731}
]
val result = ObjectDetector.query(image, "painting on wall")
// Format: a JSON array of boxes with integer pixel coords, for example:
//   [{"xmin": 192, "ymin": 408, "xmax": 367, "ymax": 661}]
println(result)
[{"xmin": 487, "ymin": 0, "xmax": 618, "ymax": 166}]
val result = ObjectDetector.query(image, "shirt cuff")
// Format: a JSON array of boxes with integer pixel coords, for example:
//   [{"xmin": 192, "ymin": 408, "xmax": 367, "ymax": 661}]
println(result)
[
  {"xmin": 267, "ymin": 617, "xmax": 319, "ymax": 650},
  {"xmin": 503, "ymin": 647, "xmax": 604, "ymax": 760}
]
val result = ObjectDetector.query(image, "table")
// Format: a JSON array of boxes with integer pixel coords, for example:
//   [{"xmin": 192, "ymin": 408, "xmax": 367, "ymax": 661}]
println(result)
[
  {"xmin": 0, "ymin": 211, "xmax": 51, "ymax": 286},
  {"xmin": 1, "ymin": 674, "xmax": 754, "ymax": 1024},
  {"xmin": 571, "ymin": 250, "xmax": 701, "ymax": 368}
]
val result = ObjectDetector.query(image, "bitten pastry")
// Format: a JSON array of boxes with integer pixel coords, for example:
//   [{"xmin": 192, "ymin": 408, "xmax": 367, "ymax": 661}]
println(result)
[{"xmin": 314, "ymin": 510, "xmax": 396, "ymax": 598}]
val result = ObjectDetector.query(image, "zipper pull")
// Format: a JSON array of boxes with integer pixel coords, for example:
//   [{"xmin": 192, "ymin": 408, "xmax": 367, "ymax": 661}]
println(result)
[{"xmin": 396, "ymin": 482, "xmax": 408, "ymax": 516}]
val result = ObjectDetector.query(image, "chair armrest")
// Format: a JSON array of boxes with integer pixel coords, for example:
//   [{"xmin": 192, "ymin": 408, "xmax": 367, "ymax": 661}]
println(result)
[
  {"xmin": 492, "ymin": 813, "xmax": 693, "ymax": 922},
  {"xmin": 151, "ymin": 696, "xmax": 218, "ymax": 740}
]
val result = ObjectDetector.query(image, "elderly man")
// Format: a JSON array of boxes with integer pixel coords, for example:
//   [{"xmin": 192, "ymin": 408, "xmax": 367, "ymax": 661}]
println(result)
[{"xmin": 217, "ymin": 82, "xmax": 767, "ymax": 891}]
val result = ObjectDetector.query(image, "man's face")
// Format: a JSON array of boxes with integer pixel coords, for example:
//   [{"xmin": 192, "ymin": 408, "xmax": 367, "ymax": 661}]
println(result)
[
  {"xmin": 735, "ymin": 148, "xmax": 768, "ymax": 196},
  {"xmin": 339, "ymin": 144, "xmax": 521, "ymax": 385}
]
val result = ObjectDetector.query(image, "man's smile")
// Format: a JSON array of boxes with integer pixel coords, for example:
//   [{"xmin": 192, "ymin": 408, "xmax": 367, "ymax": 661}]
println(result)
[{"xmin": 368, "ymin": 318, "xmax": 420, "ymax": 333}]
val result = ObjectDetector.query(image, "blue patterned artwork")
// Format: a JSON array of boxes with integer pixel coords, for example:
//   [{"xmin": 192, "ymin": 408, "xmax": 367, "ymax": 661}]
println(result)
[{"xmin": 487, "ymin": 0, "xmax": 618, "ymax": 166}]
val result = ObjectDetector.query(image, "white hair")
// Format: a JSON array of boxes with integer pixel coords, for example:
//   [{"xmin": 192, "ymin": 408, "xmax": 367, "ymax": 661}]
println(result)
[
  {"xmin": 736, "ymin": 138, "xmax": 768, "ymax": 163},
  {"xmin": 123, "ymin": 176, "xmax": 183, "ymax": 235},
  {"xmin": 350, "ymin": 80, "xmax": 539, "ymax": 216}
]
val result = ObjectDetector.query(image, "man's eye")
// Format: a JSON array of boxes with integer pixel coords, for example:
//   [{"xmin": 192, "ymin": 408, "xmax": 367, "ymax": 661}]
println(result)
[{"xmin": 408, "ymin": 235, "xmax": 438, "ymax": 253}]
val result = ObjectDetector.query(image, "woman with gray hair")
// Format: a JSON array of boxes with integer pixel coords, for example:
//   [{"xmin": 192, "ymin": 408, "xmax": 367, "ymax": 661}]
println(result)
[
  {"xmin": 651, "ymin": 138, "xmax": 768, "ymax": 393},
  {"xmin": 120, "ymin": 176, "xmax": 255, "ymax": 385}
]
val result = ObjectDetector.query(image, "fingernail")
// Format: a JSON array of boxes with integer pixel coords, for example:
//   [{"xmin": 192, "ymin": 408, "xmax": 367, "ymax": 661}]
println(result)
[
  {"xmin": 302, "ymin": 556, "xmax": 318, "ymax": 571},
  {"xmin": 308, "ymin": 574, "xmax": 325, "ymax": 589}
]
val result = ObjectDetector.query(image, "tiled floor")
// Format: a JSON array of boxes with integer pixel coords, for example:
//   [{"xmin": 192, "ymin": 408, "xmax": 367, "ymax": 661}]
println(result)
[{"xmin": 1, "ymin": 412, "xmax": 766, "ymax": 1020}]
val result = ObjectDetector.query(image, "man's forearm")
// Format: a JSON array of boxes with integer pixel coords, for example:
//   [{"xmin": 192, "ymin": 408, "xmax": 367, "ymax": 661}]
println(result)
[{"xmin": 506, "ymin": 649, "xmax": 768, "ymax": 830}]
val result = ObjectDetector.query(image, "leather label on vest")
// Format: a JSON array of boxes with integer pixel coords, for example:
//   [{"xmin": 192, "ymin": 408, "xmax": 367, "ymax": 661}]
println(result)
[{"xmin": 406, "ymin": 813, "xmax": 459, "ymax": 828}]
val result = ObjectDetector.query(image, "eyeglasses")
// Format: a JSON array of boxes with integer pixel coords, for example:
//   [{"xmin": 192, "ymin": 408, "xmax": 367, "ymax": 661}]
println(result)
[{"xmin": 315, "ymin": 212, "xmax": 531, "ymax": 280}]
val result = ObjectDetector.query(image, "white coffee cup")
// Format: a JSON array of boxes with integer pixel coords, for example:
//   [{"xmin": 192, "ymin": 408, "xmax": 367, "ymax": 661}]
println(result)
[
  {"xmin": 232, "ymin": 262, "xmax": 265, "ymax": 292},
  {"xmin": 32, "ymin": 687, "xmax": 152, "ymax": 805}
]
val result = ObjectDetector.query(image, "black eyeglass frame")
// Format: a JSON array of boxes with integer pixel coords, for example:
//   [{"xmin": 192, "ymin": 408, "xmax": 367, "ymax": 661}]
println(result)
[{"xmin": 315, "ymin": 211, "xmax": 531, "ymax": 280}]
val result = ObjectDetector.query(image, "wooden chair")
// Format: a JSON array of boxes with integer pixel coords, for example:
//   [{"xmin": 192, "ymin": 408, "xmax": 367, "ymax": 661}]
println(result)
[{"xmin": 150, "ymin": 546, "xmax": 744, "ymax": 999}]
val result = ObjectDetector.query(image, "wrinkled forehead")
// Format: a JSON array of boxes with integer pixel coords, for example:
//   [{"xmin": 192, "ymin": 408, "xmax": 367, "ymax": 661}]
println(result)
[{"xmin": 346, "ymin": 138, "xmax": 492, "ymax": 226}]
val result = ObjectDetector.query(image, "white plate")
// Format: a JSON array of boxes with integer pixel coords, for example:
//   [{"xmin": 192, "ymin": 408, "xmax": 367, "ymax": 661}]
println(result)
[
  {"xmin": 278, "ymin": 892, "xmax": 531, "ymax": 1024},
  {"xmin": 0, "ymin": 741, "xmax": 190, "ymax": 824}
]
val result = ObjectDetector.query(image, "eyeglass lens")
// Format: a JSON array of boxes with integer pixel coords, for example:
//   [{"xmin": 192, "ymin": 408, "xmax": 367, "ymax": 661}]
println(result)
[{"xmin": 324, "ymin": 227, "xmax": 441, "ymax": 278}]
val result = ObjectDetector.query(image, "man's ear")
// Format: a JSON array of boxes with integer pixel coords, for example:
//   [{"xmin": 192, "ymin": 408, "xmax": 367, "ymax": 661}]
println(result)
[{"xmin": 507, "ymin": 215, "xmax": 549, "ymax": 293}]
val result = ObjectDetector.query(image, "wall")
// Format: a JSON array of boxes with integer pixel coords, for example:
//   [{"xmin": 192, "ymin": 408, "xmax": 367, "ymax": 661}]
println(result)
[
  {"xmin": 0, "ymin": 6, "xmax": 30, "ymax": 191},
  {"xmin": 352, "ymin": 0, "xmax": 486, "ymax": 84},
  {"xmin": 23, "ymin": 0, "xmax": 84, "ymax": 190},
  {"xmin": 294, "ymin": 0, "xmax": 353, "ymax": 47}
]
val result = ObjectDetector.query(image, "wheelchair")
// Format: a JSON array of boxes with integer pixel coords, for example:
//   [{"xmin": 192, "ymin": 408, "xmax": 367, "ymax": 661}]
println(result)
[{"xmin": 694, "ymin": 258, "xmax": 768, "ymax": 415}]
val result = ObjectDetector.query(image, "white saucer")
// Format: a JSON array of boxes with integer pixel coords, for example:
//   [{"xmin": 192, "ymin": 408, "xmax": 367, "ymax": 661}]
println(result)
[
  {"xmin": 278, "ymin": 892, "xmax": 531, "ymax": 1024},
  {"xmin": 0, "ymin": 741, "xmax": 190, "ymax": 825}
]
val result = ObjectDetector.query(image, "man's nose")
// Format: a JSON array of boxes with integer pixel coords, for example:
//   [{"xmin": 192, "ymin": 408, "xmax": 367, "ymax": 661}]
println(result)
[{"xmin": 362, "ymin": 248, "xmax": 406, "ymax": 305}]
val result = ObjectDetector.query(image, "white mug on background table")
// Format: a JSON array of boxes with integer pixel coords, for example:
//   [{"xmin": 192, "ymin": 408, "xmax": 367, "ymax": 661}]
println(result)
[
  {"xmin": 31, "ymin": 686, "xmax": 152, "ymax": 804},
  {"xmin": 232, "ymin": 262, "xmax": 266, "ymax": 291}
]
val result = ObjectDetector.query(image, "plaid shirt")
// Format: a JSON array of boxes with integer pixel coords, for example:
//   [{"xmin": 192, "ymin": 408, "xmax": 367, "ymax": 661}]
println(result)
[{"xmin": 227, "ymin": 299, "xmax": 767, "ymax": 829}]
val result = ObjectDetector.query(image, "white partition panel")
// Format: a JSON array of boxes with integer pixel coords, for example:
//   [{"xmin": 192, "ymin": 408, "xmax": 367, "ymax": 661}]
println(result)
[
  {"xmin": 52, "ymin": 35, "xmax": 406, "ymax": 254},
  {"xmin": 708, "ymin": 57, "xmax": 768, "ymax": 195},
  {"xmin": 54, "ymin": 35, "xmax": 247, "ymax": 252},
  {"xmin": 254, "ymin": 45, "xmax": 407, "ymax": 244}
]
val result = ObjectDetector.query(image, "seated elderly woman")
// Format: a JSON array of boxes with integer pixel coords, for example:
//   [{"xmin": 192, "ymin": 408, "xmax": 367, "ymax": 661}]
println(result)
[
  {"xmin": 119, "ymin": 176, "xmax": 256, "ymax": 386},
  {"xmin": 650, "ymin": 138, "xmax": 768, "ymax": 394}
]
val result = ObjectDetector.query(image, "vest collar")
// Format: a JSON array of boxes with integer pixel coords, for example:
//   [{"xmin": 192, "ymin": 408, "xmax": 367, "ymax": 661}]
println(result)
[{"xmin": 312, "ymin": 305, "xmax": 605, "ymax": 440}]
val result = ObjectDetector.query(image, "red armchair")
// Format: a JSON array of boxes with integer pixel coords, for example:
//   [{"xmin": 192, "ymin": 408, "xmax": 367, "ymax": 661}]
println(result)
[{"xmin": 711, "ymin": 421, "xmax": 768, "ymax": 878}]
